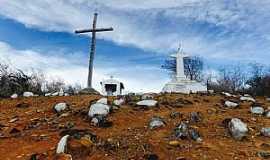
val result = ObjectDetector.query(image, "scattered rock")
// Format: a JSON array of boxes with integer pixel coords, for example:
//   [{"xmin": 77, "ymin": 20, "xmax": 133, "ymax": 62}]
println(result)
[
  {"xmin": 10, "ymin": 93, "xmax": 18, "ymax": 99},
  {"xmin": 221, "ymin": 92, "xmax": 233, "ymax": 97},
  {"xmin": 54, "ymin": 103, "xmax": 68, "ymax": 113},
  {"xmin": 23, "ymin": 92, "xmax": 34, "ymax": 97},
  {"xmin": 45, "ymin": 93, "xmax": 52, "ymax": 97},
  {"xmin": 88, "ymin": 103, "xmax": 110, "ymax": 118},
  {"xmin": 97, "ymin": 98, "xmax": 108, "ymax": 105},
  {"xmin": 261, "ymin": 128, "xmax": 270, "ymax": 137},
  {"xmin": 56, "ymin": 135, "xmax": 70, "ymax": 154},
  {"xmin": 189, "ymin": 128, "xmax": 202, "ymax": 142},
  {"xmin": 265, "ymin": 111, "xmax": 270, "ymax": 118},
  {"xmin": 168, "ymin": 140, "xmax": 181, "ymax": 146},
  {"xmin": 136, "ymin": 100, "xmax": 158, "ymax": 107},
  {"xmin": 148, "ymin": 117, "xmax": 166, "ymax": 130},
  {"xmin": 175, "ymin": 122, "xmax": 189, "ymax": 139},
  {"xmin": 9, "ymin": 117, "xmax": 19, "ymax": 123},
  {"xmin": 228, "ymin": 118, "xmax": 248, "ymax": 140},
  {"xmin": 52, "ymin": 92, "xmax": 59, "ymax": 96},
  {"xmin": 64, "ymin": 93, "xmax": 69, "ymax": 96},
  {"xmin": 91, "ymin": 115, "xmax": 112, "ymax": 128},
  {"xmin": 250, "ymin": 106, "xmax": 264, "ymax": 115},
  {"xmin": 113, "ymin": 98, "xmax": 125, "ymax": 106},
  {"xmin": 240, "ymin": 96, "xmax": 256, "ymax": 102},
  {"xmin": 257, "ymin": 151, "xmax": 270, "ymax": 159},
  {"xmin": 190, "ymin": 112, "xmax": 202, "ymax": 123},
  {"xmin": 224, "ymin": 101, "xmax": 239, "ymax": 108}
]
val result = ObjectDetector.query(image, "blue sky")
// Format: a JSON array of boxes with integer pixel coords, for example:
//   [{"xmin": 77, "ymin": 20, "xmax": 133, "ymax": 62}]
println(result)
[{"xmin": 0, "ymin": 0, "xmax": 270, "ymax": 92}]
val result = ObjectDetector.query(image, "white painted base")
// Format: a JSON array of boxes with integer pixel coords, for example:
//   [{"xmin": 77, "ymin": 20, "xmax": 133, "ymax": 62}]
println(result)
[{"xmin": 162, "ymin": 80, "xmax": 207, "ymax": 94}]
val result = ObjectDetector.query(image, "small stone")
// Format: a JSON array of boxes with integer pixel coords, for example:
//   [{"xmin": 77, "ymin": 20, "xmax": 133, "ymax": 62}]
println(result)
[
  {"xmin": 113, "ymin": 98, "xmax": 125, "ymax": 106},
  {"xmin": 54, "ymin": 103, "xmax": 68, "ymax": 113},
  {"xmin": 250, "ymin": 106, "xmax": 264, "ymax": 115},
  {"xmin": 23, "ymin": 92, "xmax": 34, "ymax": 97},
  {"xmin": 224, "ymin": 101, "xmax": 239, "ymax": 108},
  {"xmin": 189, "ymin": 128, "xmax": 202, "ymax": 142},
  {"xmin": 136, "ymin": 100, "xmax": 158, "ymax": 107},
  {"xmin": 257, "ymin": 151, "xmax": 270, "ymax": 158},
  {"xmin": 228, "ymin": 118, "xmax": 248, "ymax": 140},
  {"xmin": 91, "ymin": 115, "xmax": 112, "ymax": 128},
  {"xmin": 148, "ymin": 117, "xmax": 165, "ymax": 130},
  {"xmin": 10, "ymin": 94, "xmax": 18, "ymax": 99},
  {"xmin": 240, "ymin": 96, "xmax": 256, "ymax": 102},
  {"xmin": 261, "ymin": 128, "xmax": 270, "ymax": 137},
  {"xmin": 56, "ymin": 135, "xmax": 70, "ymax": 154},
  {"xmin": 168, "ymin": 140, "xmax": 180, "ymax": 146},
  {"xmin": 190, "ymin": 112, "xmax": 202, "ymax": 123},
  {"xmin": 9, "ymin": 117, "xmax": 19, "ymax": 123},
  {"xmin": 175, "ymin": 122, "xmax": 189, "ymax": 139},
  {"xmin": 265, "ymin": 111, "xmax": 270, "ymax": 118}
]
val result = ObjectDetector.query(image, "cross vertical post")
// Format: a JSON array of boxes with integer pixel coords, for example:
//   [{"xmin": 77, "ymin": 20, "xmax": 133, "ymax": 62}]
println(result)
[{"xmin": 75, "ymin": 13, "xmax": 113, "ymax": 89}]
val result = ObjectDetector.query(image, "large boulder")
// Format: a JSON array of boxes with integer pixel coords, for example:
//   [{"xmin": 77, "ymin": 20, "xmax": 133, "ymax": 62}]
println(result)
[
  {"xmin": 250, "ymin": 106, "xmax": 264, "ymax": 115},
  {"xmin": 54, "ymin": 103, "xmax": 68, "ymax": 113},
  {"xmin": 56, "ymin": 135, "xmax": 70, "ymax": 154},
  {"xmin": 136, "ymin": 100, "xmax": 157, "ymax": 107},
  {"xmin": 148, "ymin": 117, "xmax": 165, "ymax": 130},
  {"xmin": 224, "ymin": 101, "xmax": 239, "ymax": 108},
  {"xmin": 96, "ymin": 98, "xmax": 107, "ymax": 105},
  {"xmin": 23, "ymin": 92, "xmax": 34, "ymax": 97},
  {"xmin": 228, "ymin": 118, "xmax": 248, "ymax": 140},
  {"xmin": 88, "ymin": 103, "xmax": 110, "ymax": 118}
]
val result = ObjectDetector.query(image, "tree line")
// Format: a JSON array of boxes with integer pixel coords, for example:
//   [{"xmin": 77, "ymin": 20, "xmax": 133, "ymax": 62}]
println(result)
[{"xmin": 0, "ymin": 63, "xmax": 82, "ymax": 98}]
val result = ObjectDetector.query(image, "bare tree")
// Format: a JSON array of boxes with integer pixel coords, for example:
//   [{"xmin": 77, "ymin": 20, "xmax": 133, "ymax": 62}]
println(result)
[{"xmin": 162, "ymin": 56, "xmax": 204, "ymax": 81}]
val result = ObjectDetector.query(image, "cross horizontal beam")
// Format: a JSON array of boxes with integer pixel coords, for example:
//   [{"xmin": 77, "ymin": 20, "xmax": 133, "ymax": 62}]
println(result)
[{"xmin": 75, "ymin": 27, "xmax": 114, "ymax": 34}]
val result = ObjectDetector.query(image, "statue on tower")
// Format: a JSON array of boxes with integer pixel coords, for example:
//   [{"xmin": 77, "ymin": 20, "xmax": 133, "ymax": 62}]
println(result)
[{"xmin": 162, "ymin": 44, "xmax": 207, "ymax": 94}]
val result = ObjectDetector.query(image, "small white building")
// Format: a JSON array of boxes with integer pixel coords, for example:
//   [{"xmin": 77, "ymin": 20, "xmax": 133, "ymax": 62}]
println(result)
[{"xmin": 100, "ymin": 77, "xmax": 124, "ymax": 96}]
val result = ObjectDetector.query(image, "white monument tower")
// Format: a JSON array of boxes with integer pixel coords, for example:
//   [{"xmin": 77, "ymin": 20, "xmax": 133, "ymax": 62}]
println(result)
[{"xmin": 162, "ymin": 45, "xmax": 207, "ymax": 94}]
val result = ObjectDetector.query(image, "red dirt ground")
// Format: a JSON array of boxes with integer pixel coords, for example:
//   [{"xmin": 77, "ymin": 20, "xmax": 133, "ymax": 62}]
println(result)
[{"xmin": 0, "ymin": 94, "xmax": 270, "ymax": 160}]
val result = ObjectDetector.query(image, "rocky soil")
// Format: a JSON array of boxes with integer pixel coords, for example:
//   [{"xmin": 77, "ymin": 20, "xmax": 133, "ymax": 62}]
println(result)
[{"xmin": 1, "ymin": 94, "xmax": 270, "ymax": 160}]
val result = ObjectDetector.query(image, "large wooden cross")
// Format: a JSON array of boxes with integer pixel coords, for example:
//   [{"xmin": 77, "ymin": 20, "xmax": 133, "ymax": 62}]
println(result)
[{"xmin": 75, "ymin": 13, "xmax": 113, "ymax": 88}]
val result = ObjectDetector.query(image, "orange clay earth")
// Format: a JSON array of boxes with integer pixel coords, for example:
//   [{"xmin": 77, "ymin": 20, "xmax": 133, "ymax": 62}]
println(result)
[{"xmin": 0, "ymin": 94, "xmax": 270, "ymax": 160}]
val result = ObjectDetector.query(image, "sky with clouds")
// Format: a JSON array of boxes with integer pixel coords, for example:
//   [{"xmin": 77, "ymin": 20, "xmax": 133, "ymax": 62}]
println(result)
[{"xmin": 0, "ymin": 0, "xmax": 269, "ymax": 92}]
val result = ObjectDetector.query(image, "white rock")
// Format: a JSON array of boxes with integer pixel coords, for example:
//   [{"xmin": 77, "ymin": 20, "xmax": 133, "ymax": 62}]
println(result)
[
  {"xmin": 222, "ymin": 92, "xmax": 232, "ymax": 97},
  {"xmin": 88, "ymin": 103, "xmax": 110, "ymax": 118},
  {"xmin": 244, "ymin": 94, "xmax": 251, "ymax": 97},
  {"xmin": 10, "ymin": 94, "xmax": 18, "ymax": 99},
  {"xmin": 240, "ymin": 96, "xmax": 256, "ymax": 102},
  {"xmin": 136, "ymin": 100, "xmax": 158, "ymax": 107},
  {"xmin": 52, "ymin": 92, "xmax": 59, "ymax": 96},
  {"xmin": 33, "ymin": 94, "xmax": 39, "ymax": 97},
  {"xmin": 149, "ymin": 117, "xmax": 165, "ymax": 129},
  {"xmin": 266, "ymin": 97, "xmax": 270, "ymax": 102},
  {"xmin": 56, "ymin": 135, "xmax": 69, "ymax": 154},
  {"xmin": 250, "ymin": 106, "xmax": 264, "ymax": 115},
  {"xmin": 59, "ymin": 88, "xmax": 64, "ymax": 96},
  {"xmin": 97, "ymin": 98, "xmax": 107, "ymax": 105},
  {"xmin": 228, "ymin": 118, "xmax": 248, "ymax": 140},
  {"xmin": 45, "ymin": 93, "xmax": 52, "ymax": 97},
  {"xmin": 23, "ymin": 92, "xmax": 34, "ymax": 97},
  {"xmin": 208, "ymin": 90, "xmax": 214, "ymax": 94},
  {"xmin": 64, "ymin": 93, "xmax": 69, "ymax": 96},
  {"xmin": 225, "ymin": 101, "xmax": 239, "ymax": 108},
  {"xmin": 261, "ymin": 128, "xmax": 270, "ymax": 137},
  {"xmin": 113, "ymin": 99, "xmax": 125, "ymax": 106},
  {"xmin": 54, "ymin": 103, "xmax": 68, "ymax": 113}
]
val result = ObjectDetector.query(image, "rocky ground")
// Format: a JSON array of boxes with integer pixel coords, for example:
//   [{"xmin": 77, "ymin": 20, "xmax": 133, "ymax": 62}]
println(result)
[{"xmin": 1, "ymin": 93, "xmax": 270, "ymax": 160}]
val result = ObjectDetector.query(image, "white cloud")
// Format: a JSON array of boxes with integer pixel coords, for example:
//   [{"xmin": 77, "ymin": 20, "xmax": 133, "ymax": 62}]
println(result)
[
  {"xmin": 0, "ymin": 41, "xmax": 167, "ymax": 92},
  {"xmin": 0, "ymin": 0, "xmax": 270, "ymax": 62}
]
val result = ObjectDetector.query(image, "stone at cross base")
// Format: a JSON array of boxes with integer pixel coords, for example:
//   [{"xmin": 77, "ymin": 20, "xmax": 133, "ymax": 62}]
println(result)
[{"xmin": 162, "ymin": 47, "xmax": 207, "ymax": 94}]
